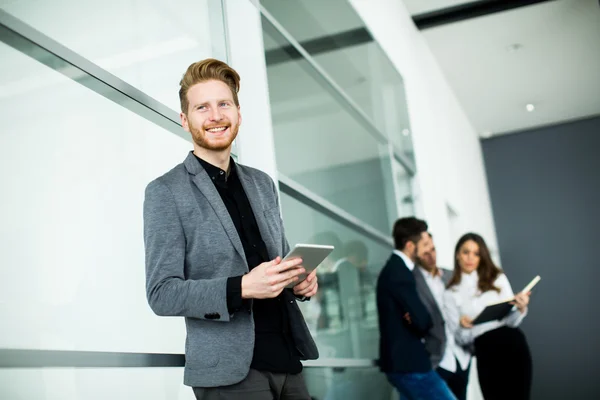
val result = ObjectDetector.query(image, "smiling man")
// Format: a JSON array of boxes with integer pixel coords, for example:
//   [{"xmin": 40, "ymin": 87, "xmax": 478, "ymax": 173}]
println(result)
[{"xmin": 143, "ymin": 59, "xmax": 319, "ymax": 400}]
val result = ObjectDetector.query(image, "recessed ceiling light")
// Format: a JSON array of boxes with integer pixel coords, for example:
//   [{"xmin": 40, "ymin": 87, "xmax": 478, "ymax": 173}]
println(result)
[
  {"xmin": 402, "ymin": 129, "xmax": 410, "ymax": 136},
  {"xmin": 526, "ymin": 103, "xmax": 535, "ymax": 112},
  {"xmin": 506, "ymin": 43, "xmax": 523, "ymax": 52}
]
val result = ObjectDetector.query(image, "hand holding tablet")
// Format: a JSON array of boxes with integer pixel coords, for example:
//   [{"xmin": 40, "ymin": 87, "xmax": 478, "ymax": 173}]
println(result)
[{"xmin": 283, "ymin": 244, "xmax": 335, "ymax": 288}]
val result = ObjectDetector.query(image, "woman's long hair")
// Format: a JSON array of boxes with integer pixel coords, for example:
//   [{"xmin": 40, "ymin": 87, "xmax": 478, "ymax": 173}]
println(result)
[{"xmin": 447, "ymin": 233, "xmax": 502, "ymax": 293}]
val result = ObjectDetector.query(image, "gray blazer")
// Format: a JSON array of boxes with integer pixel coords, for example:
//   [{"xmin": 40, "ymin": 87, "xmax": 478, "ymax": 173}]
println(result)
[
  {"xmin": 143, "ymin": 152, "xmax": 317, "ymax": 388},
  {"xmin": 413, "ymin": 267, "xmax": 450, "ymax": 369}
]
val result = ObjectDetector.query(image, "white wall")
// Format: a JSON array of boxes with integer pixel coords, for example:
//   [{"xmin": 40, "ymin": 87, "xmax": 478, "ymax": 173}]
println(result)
[
  {"xmin": 349, "ymin": 1, "xmax": 499, "ymax": 398},
  {"xmin": 349, "ymin": 0, "xmax": 499, "ymax": 268},
  {"xmin": 225, "ymin": 0, "xmax": 279, "ymax": 181}
]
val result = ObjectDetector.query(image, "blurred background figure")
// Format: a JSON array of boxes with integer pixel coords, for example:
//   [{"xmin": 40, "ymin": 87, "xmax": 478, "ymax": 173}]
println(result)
[
  {"xmin": 335, "ymin": 240, "xmax": 369, "ymax": 323},
  {"xmin": 444, "ymin": 233, "xmax": 532, "ymax": 400},
  {"xmin": 307, "ymin": 231, "xmax": 343, "ymax": 331},
  {"xmin": 415, "ymin": 233, "xmax": 471, "ymax": 400},
  {"xmin": 377, "ymin": 217, "xmax": 456, "ymax": 400}
]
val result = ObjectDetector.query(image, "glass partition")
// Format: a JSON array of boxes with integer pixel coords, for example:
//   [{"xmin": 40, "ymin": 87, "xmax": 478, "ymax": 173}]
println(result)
[
  {"xmin": 260, "ymin": 0, "xmax": 414, "ymax": 165},
  {"xmin": 262, "ymin": 15, "xmax": 400, "ymax": 235},
  {"xmin": 0, "ymin": 40, "xmax": 191, "ymax": 353},
  {"xmin": 281, "ymin": 192, "xmax": 392, "ymax": 359},
  {"xmin": 1, "ymin": 0, "xmax": 226, "ymax": 113}
]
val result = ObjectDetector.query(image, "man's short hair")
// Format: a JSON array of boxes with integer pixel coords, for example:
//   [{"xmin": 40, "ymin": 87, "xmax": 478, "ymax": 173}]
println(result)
[
  {"xmin": 392, "ymin": 217, "xmax": 428, "ymax": 250},
  {"xmin": 179, "ymin": 58, "xmax": 241, "ymax": 114}
]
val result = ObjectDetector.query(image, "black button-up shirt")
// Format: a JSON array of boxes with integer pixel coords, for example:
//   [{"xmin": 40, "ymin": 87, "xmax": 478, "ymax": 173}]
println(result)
[{"xmin": 195, "ymin": 155, "xmax": 302, "ymax": 374}]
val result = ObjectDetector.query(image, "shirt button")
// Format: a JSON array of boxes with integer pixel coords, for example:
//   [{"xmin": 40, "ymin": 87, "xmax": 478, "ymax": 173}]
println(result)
[{"xmin": 219, "ymin": 171, "xmax": 224, "ymax": 175}]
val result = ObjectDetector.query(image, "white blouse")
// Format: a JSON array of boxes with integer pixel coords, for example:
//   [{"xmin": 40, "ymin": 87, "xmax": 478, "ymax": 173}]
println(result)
[{"xmin": 443, "ymin": 271, "xmax": 527, "ymax": 350}]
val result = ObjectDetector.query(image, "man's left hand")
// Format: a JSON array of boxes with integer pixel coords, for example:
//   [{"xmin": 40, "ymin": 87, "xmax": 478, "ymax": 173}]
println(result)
[{"xmin": 293, "ymin": 269, "xmax": 319, "ymax": 298}]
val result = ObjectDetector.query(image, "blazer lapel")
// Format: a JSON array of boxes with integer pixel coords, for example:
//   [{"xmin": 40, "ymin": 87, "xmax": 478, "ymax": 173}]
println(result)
[
  {"xmin": 183, "ymin": 153, "xmax": 246, "ymax": 264},
  {"xmin": 236, "ymin": 165, "xmax": 278, "ymax": 259},
  {"xmin": 413, "ymin": 267, "xmax": 443, "ymax": 318}
]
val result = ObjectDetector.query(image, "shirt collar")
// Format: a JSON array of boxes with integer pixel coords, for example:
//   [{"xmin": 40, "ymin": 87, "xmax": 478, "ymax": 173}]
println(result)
[
  {"xmin": 457, "ymin": 269, "xmax": 478, "ymax": 290},
  {"xmin": 393, "ymin": 249, "xmax": 415, "ymax": 271},
  {"xmin": 194, "ymin": 154, "xmax": 236, "ymax": 188},
  {"xmin": 419, "ymin": 265, "xmax": 437, "ymax": 280}
]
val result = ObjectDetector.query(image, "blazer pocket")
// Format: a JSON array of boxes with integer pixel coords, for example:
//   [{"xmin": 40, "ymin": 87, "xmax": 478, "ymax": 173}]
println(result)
[{"xmin": 185, "ymin": 342, "xmax": 219, "ymax": 369}]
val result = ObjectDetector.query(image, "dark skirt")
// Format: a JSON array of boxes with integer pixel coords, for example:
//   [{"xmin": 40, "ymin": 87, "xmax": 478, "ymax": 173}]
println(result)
[{"xmin": 474, "ymin": 326, "xmax": 532, "ymax": 400}]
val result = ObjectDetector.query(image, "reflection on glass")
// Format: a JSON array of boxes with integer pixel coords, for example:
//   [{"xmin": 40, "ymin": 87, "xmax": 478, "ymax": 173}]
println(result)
[
  {"xmin": 261, "ymin": 0, "xmax": 414, "ymax": 163},
  {"xmin": 263, "ymin": 16, "xmax": 397, "ymax": 234},
  {"xmin": 281, "ymin": 192, "xmax": 392, "ymax": 359},
  {"xmin": 303, "ymin": 366, "xmax": 394, "ymax": 400},
  {"xmin": 393, "ymin": 157, "xmax": 415, "ymax": 218},
  {"xmin": 2, "ymin": 0, "xmax": 226, "ymax": 112}
]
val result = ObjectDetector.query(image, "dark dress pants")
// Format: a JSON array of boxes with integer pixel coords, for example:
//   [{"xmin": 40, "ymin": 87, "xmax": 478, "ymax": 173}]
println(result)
[
  {"xmin": 474, "ymin": 326, "xmax": 532, "ymax": 400},
  {"xmin": 437, "ymin": 358, "xmax": 471, "ymax": 400},
  {"xmin": 193, "ymin": 369, "xmax": 311, "ymax": 400}
]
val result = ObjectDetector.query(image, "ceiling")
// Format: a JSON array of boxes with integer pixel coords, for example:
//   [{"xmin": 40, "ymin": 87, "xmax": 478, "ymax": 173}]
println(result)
[{"xmin": 403, "ymin": 0, "xmax": 600, "ymax": 137}]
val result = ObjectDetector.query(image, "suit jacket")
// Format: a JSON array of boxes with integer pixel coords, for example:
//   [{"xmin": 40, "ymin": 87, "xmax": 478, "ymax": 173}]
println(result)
[
  {"xmin": 413, "ymin": 267, "xmax": 451, "ymax": 369},
  {"xmin": 376, "ymin": 253, "xmax": 433, "ymax": 373},
  {"xmin": 143, "ymin": 152, "xmax": 317, "ymax": 388}
]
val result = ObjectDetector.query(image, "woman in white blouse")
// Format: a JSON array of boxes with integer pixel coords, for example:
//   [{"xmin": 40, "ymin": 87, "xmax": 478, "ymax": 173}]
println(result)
[{"xmin": 444, "ymin": 233, "xmax": 532, "ymax": 400}]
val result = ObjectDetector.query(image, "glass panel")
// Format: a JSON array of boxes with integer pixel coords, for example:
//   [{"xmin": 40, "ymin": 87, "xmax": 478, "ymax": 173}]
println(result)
[
  {"xmin": 281, "ymin": 192, "xmax": 392, "ymax": 359},
  {"xmin": 261, "ymin": 0, "xmax": 414, "ymax": 163},
  {"xmin": 261, "ymin": 0, "xmax": 364, "ymax": 45},
  {"xmin": 0, "ymin": 368, "xmax": 195, "ymax": 399},
  {"xmin": 313, "ymin": 42, "xmax": 414, "ymax": 163},
  {"xmin": 2, "ymin": 0, "xmax": 226, "ymax": 113},
  {"xmin": 263, "ymin": 16, "xmax": 397, "ymax": 234},
  {"xmin": 303, "ymin": 366, "xmax": 394, "ymax": 400},
  {"xmin": 0, "ymin": 41, "xmax": 191, "ymax": 353}
]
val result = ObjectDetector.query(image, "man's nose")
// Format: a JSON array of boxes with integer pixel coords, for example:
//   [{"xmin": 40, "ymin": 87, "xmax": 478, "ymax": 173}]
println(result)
[{"xmin": 209, "ymin": 107, "xmax": 223, "ymax": 121}]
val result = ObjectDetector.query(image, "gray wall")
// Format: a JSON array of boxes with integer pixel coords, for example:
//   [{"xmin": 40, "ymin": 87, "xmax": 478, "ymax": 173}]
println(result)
[{"xmin": 481, "ymin": 116, "xmax": 600, "ymax": 400}]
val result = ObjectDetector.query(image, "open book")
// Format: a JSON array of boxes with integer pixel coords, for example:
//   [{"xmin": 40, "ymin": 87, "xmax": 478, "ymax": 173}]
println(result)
[{"xmin": 472, "ymin": 275, "xmax": 541, "ymax": 325}]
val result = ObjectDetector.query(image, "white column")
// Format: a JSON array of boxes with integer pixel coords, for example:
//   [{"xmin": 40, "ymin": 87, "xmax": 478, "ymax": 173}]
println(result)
[{"xmin": 223, "ymin": 0, "xmax": 279, "ymax": 184}]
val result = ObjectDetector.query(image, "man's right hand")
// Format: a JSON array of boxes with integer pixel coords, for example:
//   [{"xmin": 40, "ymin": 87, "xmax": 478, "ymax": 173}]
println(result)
[{"xmin": 241, "ymin": 257, "xmax": 305, "ymax": 299}]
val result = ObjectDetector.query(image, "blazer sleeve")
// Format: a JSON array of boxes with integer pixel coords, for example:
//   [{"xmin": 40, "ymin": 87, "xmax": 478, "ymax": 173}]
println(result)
[
  {"xmin": 144, "ymin": 179, "xmax": 231, "ymax": 322},
  {"xmin": 388, "ymin": 267, "xmax": 432, "ymax": 335}
]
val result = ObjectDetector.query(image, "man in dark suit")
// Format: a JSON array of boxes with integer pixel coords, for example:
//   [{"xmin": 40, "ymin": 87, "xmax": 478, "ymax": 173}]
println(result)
[
  {"xmin": 415, "ymin": 234, "xmax": 470, "ymax": 400},
  {"xmin": 144, "ymin": 59, "xmax": 319, "ymax": 399},
  {"xmin": 376, "ymin": 218, "xmax": 456, "ymax": 399}
]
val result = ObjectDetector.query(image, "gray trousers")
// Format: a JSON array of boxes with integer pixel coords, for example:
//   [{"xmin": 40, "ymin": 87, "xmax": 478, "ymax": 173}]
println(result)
[{"xmin": 193, "ymin": 369, "xmax": 311, "ymax": 400}]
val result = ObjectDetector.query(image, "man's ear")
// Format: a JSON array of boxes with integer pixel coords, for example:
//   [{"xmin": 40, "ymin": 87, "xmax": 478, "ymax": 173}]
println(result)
[{"xmin": 180, "ymin": 112, "xmax": 190, "ymax": 132}]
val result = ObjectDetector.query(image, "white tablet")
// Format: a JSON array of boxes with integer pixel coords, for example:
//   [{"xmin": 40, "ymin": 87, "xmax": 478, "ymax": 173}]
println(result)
[{"xmin": 283, "ymin": 243, "xmax": 335, "ymax": 287}]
